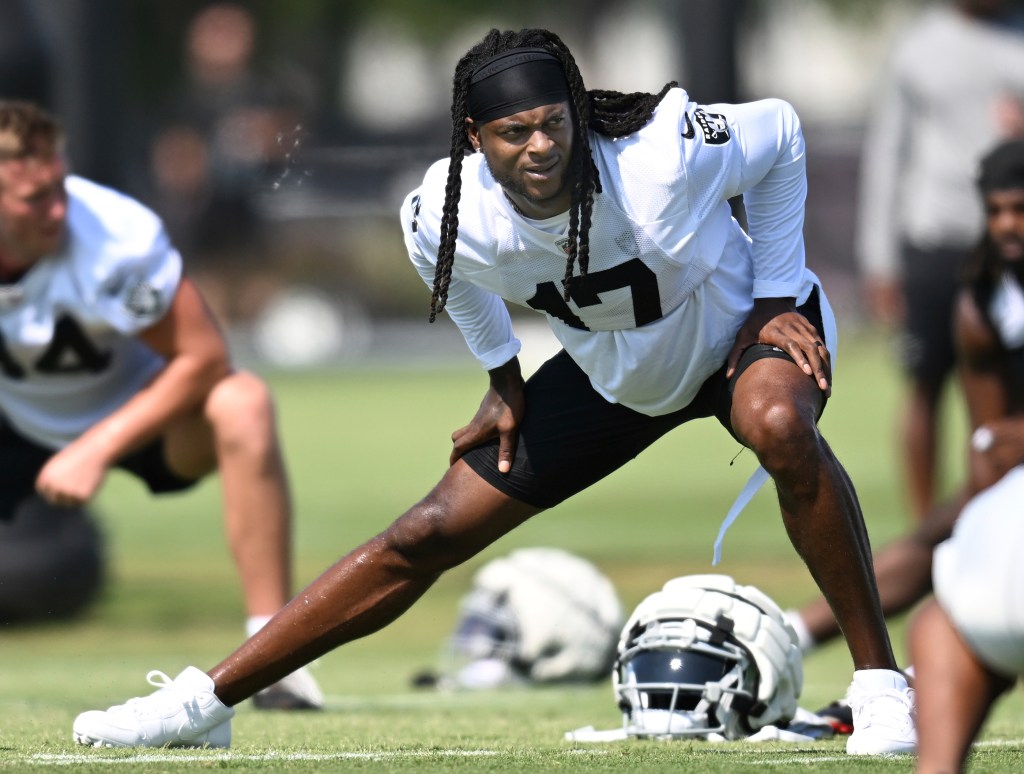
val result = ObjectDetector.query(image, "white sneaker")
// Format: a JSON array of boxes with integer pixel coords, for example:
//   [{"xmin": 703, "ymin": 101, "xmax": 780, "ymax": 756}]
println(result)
[
  {"xmin": 252, "ymin": 666, "xmax": 323, "ymax": 710},
  {"xmin": 845, "ymin": 669, "xmax": 917, "ymax": 755},
  {"xmin": 73, "ymin": 667, "xmax": 234, "ymax": 748}
]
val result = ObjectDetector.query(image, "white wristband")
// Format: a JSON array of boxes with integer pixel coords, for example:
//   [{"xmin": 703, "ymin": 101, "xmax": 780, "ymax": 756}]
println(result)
[{"xmin": 971, "ymin": 426, "xmax": 994, "ymax": 453}]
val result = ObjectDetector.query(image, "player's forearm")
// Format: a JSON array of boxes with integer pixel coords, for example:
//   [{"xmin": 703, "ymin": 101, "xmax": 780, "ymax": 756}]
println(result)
[{"xmin": 76, "ymin": 351, "xmax": 229, "ymax": 465}]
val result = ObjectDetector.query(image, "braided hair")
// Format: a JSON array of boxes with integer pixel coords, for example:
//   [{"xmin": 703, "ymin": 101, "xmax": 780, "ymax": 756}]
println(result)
[{"xmin": 428, "ymin": 28, "xmax": 677, "ymax": 321}]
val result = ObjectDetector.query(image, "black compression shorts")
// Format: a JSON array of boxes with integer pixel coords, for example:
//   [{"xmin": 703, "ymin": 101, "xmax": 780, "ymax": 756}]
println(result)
[
  {"xmin": 900, "ymin": 242, "xmax": 971, "ymax": 385},
  {"xmin": 0, "ymin": 419, "xmax": 197, "ymax": 521},
  {"xmin": 461, "ymin": 289, "xmax": 827, "ymax": 509}
]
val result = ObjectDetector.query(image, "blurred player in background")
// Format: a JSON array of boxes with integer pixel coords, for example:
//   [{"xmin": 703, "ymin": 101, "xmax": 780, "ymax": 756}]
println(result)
[
  {"xmin": 0, "ymin": 100, "xmax": 320, "ymax": 709},
  {"xmin": 855, "ymin": 0, "xmax": 1024, "ymax": 523},
  {"xmin": 910, "ymin": 465, "xmax": 1024, "ymax": 774},
  {"xmin": 74, "ymin": 27, "xmax": 913, "ymax": 756},
  {"xmin": 146, "ymin": 2, "xmax": 313, "ymax": 326},
  {"xmin": 790, "ymin": 136, "xmax": 1024, "ymax": 725}
]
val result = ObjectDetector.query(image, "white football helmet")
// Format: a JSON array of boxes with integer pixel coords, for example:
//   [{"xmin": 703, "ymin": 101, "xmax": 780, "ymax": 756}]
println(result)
[
  {"xmin": 614, "ymin": 574, "xmax": 802, "ymax": 740},
  {"xmin": 444, "ymin": 547, "xmax": 623, "ymax": 689}
]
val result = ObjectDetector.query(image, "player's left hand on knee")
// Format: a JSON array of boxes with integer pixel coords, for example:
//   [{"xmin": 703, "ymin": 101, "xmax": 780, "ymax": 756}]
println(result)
[{"xmin": 726, "ymin": 298, "xmax": 831, "ymax": 395}]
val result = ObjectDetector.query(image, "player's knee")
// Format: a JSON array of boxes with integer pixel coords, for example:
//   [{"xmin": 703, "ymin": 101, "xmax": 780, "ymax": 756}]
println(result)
[
  {"xmin": 737, "ymin": 396, "xmax": 819, "ymax": 475},
  {"xmin": 206, "ymin": 372, "xmax": 278, "ymax": 446},
  {"xmin": 383, "ymin": 499, "xmax": 470, "ymax": 576}
]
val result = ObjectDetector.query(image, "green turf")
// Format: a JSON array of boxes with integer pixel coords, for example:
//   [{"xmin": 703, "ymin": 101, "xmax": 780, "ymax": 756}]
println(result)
[{"xmin": 1, "ymin": 327, "xmax": 1022, "ymax": 772}]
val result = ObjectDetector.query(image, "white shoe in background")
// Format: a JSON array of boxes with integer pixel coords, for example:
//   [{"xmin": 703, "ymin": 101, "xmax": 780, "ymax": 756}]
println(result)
[{"xmin": 252, "ymin": 665, "xmax": 324, "ymax": 710}]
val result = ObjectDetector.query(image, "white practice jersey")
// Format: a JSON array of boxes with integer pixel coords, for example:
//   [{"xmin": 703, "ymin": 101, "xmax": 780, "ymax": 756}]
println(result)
[
  {"xmin": 402, "ymin": 88, "xmax": 832, "ymax": 416},
  {"xmin": 933, "ymin": 465, "xmax": 1024, "ymax": 676},
  {"xmin": 0, "ymin": 176, "xmax": 182, "ymax": 449}
]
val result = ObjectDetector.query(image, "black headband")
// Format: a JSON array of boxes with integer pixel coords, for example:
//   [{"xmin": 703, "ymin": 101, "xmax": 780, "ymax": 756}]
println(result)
[
  {"xmin": 466, "ymin": 48, "xmax": 571, "ymax": 124},
  {"xmin": 978, "ymin": 139, "xmax": 1024, "ymax": 193}
]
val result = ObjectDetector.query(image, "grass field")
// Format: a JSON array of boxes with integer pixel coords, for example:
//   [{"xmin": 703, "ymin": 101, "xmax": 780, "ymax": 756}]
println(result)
[{"xmin": 1, "ymin": 327, "xmax": 1022, "ymax": 772}]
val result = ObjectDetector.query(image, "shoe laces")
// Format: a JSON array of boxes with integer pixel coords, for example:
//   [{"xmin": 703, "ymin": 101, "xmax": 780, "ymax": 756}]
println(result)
[
  {"xmin": 145, "ymin": 670, "xmax": 174, "ymax": 691},
  {"xmin": 117, "ymin": 671, "xmax": 199, "ymax": 721},
  {"xmin": 848, "ymin": 685, "xmax": 915, "ymax": 731}
]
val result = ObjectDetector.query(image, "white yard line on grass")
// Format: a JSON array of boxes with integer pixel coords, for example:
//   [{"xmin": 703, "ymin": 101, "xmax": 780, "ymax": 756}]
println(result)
[
  {"xmin": 23, "ymin": 739, "xmax": 1023, "ymax": 767},
  {"xmin": 29, "ymin": 750, "xmax": 500, "ymax": 765},
  {"xmin": 752, "ymin": 756, "xmax": 855, "ymax": 766}
]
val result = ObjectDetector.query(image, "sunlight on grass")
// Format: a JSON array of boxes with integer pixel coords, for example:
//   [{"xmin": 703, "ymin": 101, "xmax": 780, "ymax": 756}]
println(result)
[{"xmin": 0, "ymin": 329, "xmax": 1012, "ymax": 773}]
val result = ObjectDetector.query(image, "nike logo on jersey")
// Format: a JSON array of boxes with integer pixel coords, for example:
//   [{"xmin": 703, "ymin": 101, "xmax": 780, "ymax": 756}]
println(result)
[
  {"xmin": 681, "ymin": 113, "xmax": 695, "ymax": 139},
  {"xmin": 682, "ymin": 109, "xmax": 732, "ymax": 145}
]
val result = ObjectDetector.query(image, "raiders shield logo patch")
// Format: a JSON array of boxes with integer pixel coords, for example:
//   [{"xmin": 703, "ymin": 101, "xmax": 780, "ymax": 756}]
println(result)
[
  {"xmin": 693, "ymin": 109, "xmax": 731, "ymax": 145},
  {"xmin": 124, "ymin": 280, "xmax": 163, "ymax": 318}
]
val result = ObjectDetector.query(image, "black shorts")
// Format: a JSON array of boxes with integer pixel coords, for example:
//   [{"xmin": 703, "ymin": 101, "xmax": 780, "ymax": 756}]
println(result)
[
  {"xmin": 900, "ymin": 242, "xmax": 971, "ymax": 385},
  {"xmin": 462, "ymin": 289, "xmax": 827, "ymax": 509},
  {"xmin": 0, "ymin": 418, "xmax": 197, "ymax": 522}
]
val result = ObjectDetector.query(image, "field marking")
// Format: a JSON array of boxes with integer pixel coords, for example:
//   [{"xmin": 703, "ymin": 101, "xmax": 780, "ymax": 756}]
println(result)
[
  {"xmin": 21, "ymin": 738, "xmax": 1024, "ymax": 767},
  {"xmin": 29, "ymin": 749, "xmax": 500, "ymax": 766},
  {"xmin": 751, "ymin": 756, "xmax": 852, "ymax": 766}
]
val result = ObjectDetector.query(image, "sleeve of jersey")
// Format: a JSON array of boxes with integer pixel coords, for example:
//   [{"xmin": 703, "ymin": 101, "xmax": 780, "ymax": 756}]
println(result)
[
  {"xmin": 400, "ymin": 190, "xmax": 521, "ymax": 371},
  {"xmin": 695, "ymin": 98, "xmax": 808, "ymax": 300},
  {"xmin": 93, "ymin": 225, "xmax": 184, "ymax": 336}
]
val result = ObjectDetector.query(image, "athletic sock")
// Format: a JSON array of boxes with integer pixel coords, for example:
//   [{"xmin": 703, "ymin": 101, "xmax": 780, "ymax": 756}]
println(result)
[{"xmin": 245, "ymin": 614, "xmax": 273, "ymax": 639}]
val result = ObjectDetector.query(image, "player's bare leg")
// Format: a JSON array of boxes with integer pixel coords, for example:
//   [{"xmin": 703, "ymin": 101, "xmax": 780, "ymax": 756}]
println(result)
[
  {"xmin": 71, "ymin": 462, "xmax": 540, "ymax": 746},
  {"xmin": 166, "ymin": 371, "xmax": 292, "ymax": 618},
  {"xmin": 207, "ymin": 460, "xmax": 540, "ymax": 706},
  {"xmin": 902, "ymin": 380, "xmax": 944, "ymax": 523},
  {"xmin": 797, "ymin": 536, "xmax": 932, "ymax": 648},
  {"xmin": 207, "ymin": 372, "xmax": 292, "ymax": 618},
  {"xmin": 797, "ymin": 497, "xmax": 963, "ymax": 649},
  {"xmin": 730, "ymin": 356, "xmax": 895, "ymax": 669},
  {"xmin": 911, "ymin": 599, "xmax": 1012, "ymax": 774},
  {"xmin": 731, "ymin": 356, "xmax": 915, "ymax": 754}
]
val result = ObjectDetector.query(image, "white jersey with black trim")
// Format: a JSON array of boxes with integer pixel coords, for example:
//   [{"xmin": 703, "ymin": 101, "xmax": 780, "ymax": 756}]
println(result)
[
  {"xmin": 0, "ymin": 175, "xmax": 182, "ymax": 449},
  {"xmin": 402, "ymin": 87, "xmax": 832, "ymax": 416}
]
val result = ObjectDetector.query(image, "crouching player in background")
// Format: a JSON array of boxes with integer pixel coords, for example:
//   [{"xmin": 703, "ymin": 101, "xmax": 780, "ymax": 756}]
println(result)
[
  {"xmin": 0, "ymin": 100, "xmax": 319, "ymax": 709},
  {"xmin": 911, "ymin": 138, "xmax": 1024, "ymax": 774}
]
